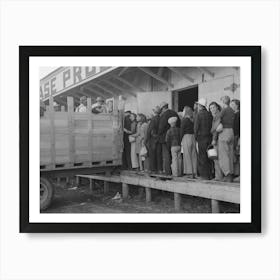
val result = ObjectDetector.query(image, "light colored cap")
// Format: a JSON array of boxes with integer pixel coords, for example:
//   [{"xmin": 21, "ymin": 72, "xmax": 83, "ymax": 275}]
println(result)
[
  {"xmin": 160, "ymin": 101, "xmax": 168, "ymax": 109},
  {"xmin": 197, "ymin": 98, "xmax": 207, "ymax": 108},
  {"xmin": 80, "ymin": 96, "xmax": 87, "ymax": 101},
  {"xmin": 168, "ymin": 116, "xmax": 177, "ymax": 124},
  {"xmin": 153, "ymin": 106, "xmax": 161, "ymax": 114}
]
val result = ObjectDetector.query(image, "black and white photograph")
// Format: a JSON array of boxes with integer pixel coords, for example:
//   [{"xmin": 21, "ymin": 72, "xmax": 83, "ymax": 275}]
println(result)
[
  {"xmin": 3, "ymin": 0, "xmax": 280, "ymax": 279},
  {"xmin": 39, "ymin": 65, "xmax": 241, "ymax": 214},
  {"xmin": 19, "ymin": 46, "xmax": 260, "ymax": 233}
]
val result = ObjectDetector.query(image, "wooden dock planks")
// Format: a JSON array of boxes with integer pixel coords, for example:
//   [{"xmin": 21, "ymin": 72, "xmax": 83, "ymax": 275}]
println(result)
[{"xmin": 77, "ymin": 171, "xmax": 240, "ymax": 212}]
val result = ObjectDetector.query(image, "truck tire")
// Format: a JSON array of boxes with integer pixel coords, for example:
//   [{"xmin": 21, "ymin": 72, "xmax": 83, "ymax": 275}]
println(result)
[{"xmin": 40, "ymin": 177, "xmax": 54, "ymax": 211}]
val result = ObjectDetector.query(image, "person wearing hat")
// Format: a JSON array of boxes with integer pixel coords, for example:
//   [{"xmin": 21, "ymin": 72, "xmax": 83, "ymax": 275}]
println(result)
[
  {"xmin": 194, "ymin": 98, "xmax": 213, "ymax": 180},
  {"xmin": 165, "ymin": 116, "xmax": 182, "ymax": 177},
  {"xmin": 145, "ymin": 106, "xmax": 161, "ymax": 172},
  {"xmin": 75, "ymin": 96, "xmax": 87, "ymax": 112},
  {"xmin": 218, "ymin": 95, "xmax": 235, "ymax": 182},
  {"xmin": 158, "ymin": 102, "xmax": 180, "ymax": 175},
  {"xmin": 92, "ymin": 96, "xmax": 107, "ymax": 114}
]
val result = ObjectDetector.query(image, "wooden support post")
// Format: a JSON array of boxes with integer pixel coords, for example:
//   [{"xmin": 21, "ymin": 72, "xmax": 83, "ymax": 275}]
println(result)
[
  {"xmin": 66, "ymin": 177, "xmax": 70, "ymax": 183},
  {"xmin": 67, "ymin": 97, "xmax": 74, "ymax": 167},
  {"xmin": 145, "ymin": 187, "xmax": 152, "ymax": 203},
  {"xmin": 211, "ymin": 199, "xmax": 220, "ymax": 213},
  {"xmin": 57, "ymin": 177, "xmax": 60, "ymax": 185},
  {"xmin": 174, "ymin": 193, "xmax": 181, "ymax": 211},
  {"xmin": 76, "ymin": 176, "xmax": 80, "ymax": 186},
  {"xmin": 122, "ymin": 183, "xmax": 129, "ymax": 199},
  {"xmin": 89, "ymin": 179, "xmax": 93, "ymax": 194},
  {"xmin": 104, "ymin": 181, "xmax": 109, "ymax": 194},
  {"xmin": 49, "ymin": 96, "xmax": 56, "ymax": 169},
  {"xmin": 87, "ymin": 98, "xmax": 93, "ymax": 165},
  {"xmin": 104, "ymin": 171, "xmax": 110, "ymax": 193}
]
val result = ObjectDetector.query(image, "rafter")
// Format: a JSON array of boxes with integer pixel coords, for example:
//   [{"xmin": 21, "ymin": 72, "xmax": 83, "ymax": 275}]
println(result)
[
  {"xmin": 85, "ymin": 84, "xmax": 109, "ymax": 99},
  {"xmin": 94, "ymin": 84, "xmax": 115, "ymax": 96},
  {"xmin": 157, "ymin": 67, "xmax": 164, "ymax": 76},
  {"xmin": 168, "ymin": 67, "xmax": 194, "ymax": 83},
  {"xmin": 198, "ymin": 67, "xmax": 215, "ymax": 78},
  {"xmin": 101, "ymin": 80, "xmax": 137, "ymax": 97},
  {"xmin": 111, "ymin": 74, "xmax": 145, "ymax": 92},
  {"xmin": 118, "ymin": 67, "xmax": 129, "ymax": 76},
  {"xmin": 138, "ymin": 67, "xmax": 173, "ymax": 88}
]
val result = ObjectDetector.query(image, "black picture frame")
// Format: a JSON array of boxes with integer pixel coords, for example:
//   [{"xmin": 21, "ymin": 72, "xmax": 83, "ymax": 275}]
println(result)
[{"xmin": 20, "ymin": 46, "xmax": 261, "ymax": 233}]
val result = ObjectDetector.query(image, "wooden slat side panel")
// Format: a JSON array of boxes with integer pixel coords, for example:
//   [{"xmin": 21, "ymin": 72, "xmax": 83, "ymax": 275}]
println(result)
[{"xmin": 40, "ymin": 102, "xmax": 123, "ymax": 168}]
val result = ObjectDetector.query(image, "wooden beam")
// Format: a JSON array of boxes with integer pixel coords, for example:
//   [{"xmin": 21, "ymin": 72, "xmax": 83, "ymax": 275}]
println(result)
[
  {"xmin": 198, "ymin": 67, "xmax": 215, "ymax": 78},
  {"xmin": 102, "ymin": 80, "xmax": 137, "ymax": 97},
  {"xmin": 118, "ymin": 67, "xmax": 129, "ymax": 76},
  {"xmin": 111, "ymin": 74, "xmax": 145, "ymax": 92},
  {"xmin": 94, "ymin": 84, "xmax": 115, "ymax": 97},
  {"xmin": 101, "ymin": 80, "xmax": 137, "ymax": 97},
  {"xmin": 84, "ymin": 84, "xmax": 108, "ymax": 99},
  {"xmin": 211, "ymin": 199, "xmax": 220, "ymax": 213},
  {"xmin": 138, "ymin": 67, "xmax": 173, "ymax": 88},
  {"xmin": 145, "ymin": 187, "xmax": 152, "ymax": 203},
  {"xmin": 174, "ymin": 193, "xmax": 181, "ymax": 211},
  {"xmin": 157, "ymin": 67, "xmax": 164, "ymax": 76},
  {"xmin": 122, "ymin": 183, "xmax": 129, "ymax": 199},
  {"xmin": 168, "ymin": 67, "xmax": 194, "ymax": 83},
  {"xmin": 95, "ymin": 83, "xmax": 117, "ymax": 96},
  {"xmin": 76, "ymin": 89, "xmax": 93, "ymax": 98}
]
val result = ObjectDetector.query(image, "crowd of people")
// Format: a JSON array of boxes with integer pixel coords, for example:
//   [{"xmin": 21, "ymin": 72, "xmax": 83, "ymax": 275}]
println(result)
[
  {"xmin": 75, "ymin": 96, "xmax": 113, "ymax": 114},
  {"xmin": 40, "ymin": 94, "xmax": 240, "ymax": 183},
  {"xmin": 123, "ymin": 96, "xmax": 240, "ymax": 183}
]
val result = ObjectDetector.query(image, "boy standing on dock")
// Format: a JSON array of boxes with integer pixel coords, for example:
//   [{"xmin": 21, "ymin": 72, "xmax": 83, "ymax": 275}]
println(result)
[{"xmin": 165, "ymin": 117, "xmax": 182, "ymax": 177}]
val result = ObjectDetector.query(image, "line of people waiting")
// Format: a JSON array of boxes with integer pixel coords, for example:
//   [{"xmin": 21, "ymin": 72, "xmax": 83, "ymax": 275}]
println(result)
[{"xmin": 123, "ymin": 95, "xmax": 240, "ymax": 183}]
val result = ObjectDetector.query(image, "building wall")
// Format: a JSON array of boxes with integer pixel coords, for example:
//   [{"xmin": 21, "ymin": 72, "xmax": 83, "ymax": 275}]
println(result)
[{"xmin": 123, "ymin": 67, "xmax": 240, "ymax": 115}]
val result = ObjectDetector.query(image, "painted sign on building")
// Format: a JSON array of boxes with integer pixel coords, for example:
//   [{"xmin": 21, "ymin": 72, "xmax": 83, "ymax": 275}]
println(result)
[{"xmin": 40, "ymin": 66, "xmax": 110, "ymax": 100}]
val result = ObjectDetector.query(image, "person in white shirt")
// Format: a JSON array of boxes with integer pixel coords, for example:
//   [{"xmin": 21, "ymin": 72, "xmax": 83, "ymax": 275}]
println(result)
[{"xmin": 75, "ymin": 96, "xmax": 87, "ymax": 113}]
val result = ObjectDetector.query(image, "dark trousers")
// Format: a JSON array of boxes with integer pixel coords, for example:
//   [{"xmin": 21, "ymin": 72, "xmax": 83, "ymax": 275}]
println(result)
[
  {"xmin": 148, "ymin": 142, "xmax": 162, "ymax": 172},
  {"xmin": 123, "ymin": 135, "xmax": 131, "ymax": 169},
  {"xmin": 161, "ymin": 143, "xmax": 171, "ymax": 175},
  {"xmin": 197, "ymin": 136, "xmax": 212, "ymax": 179}
]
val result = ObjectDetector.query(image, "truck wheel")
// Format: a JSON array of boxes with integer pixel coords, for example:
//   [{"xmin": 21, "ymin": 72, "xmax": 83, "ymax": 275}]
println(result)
[{"xmin": 40, "ymin": 177, "xmax": 54, "ymax": 211}]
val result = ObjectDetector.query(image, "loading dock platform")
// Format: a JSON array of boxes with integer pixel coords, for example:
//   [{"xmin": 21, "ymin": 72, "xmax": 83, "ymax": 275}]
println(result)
[{"xmin": 76, "ymin": 170, "xmax": 240, "ymax": 213}]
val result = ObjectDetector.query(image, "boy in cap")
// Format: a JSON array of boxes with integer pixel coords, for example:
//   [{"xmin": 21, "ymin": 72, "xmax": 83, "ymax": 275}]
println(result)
[
  {"xmin": 165, "ymin": 116, "xmax": 182, "ymax": 177},
  {"xmin": 158, "ymin": 101, "xmax": 180, "ymax": 175}
]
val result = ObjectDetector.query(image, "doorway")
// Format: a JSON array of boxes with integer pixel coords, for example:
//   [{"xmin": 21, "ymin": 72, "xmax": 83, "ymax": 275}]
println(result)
[{"xmin": 173, "ymin": 85, "xmax": 198, "ymax": 112}]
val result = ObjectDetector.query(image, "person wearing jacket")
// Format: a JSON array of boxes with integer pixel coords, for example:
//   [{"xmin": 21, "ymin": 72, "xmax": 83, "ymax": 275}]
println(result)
[
  {"xmin": 231, "ymin": 99, "xmax": 240, "ymax": 178},
  {"xmin": 218, "ymin": 96, "xmax": 235, "ymax": 182},
  {"xmin": 145, "ymin": 106, "xmax": 161, "ymax": 173},
  {"xmin": 180, "ymin": 106, "xmax": 197, "ymax": 178},
  {"xmin": 194, "ymin": 98, "xmax": 213, "ymax": 180},
  {"xmin": 209, "ymin": 101, "xmax": 223, "ymax": 181},
  {"xmin": 165, "ymin": 117, "xmax": 182, "ymax": 177},
  {"xmin": 158, "ymin": 102, "xmax": 181, "ymax": 175}
]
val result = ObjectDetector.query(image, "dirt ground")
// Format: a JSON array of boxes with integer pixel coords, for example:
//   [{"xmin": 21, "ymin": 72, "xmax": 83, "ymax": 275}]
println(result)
[{"xmin": 43, "ymin": 178, "xmax": 240, "ymax": 214}]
